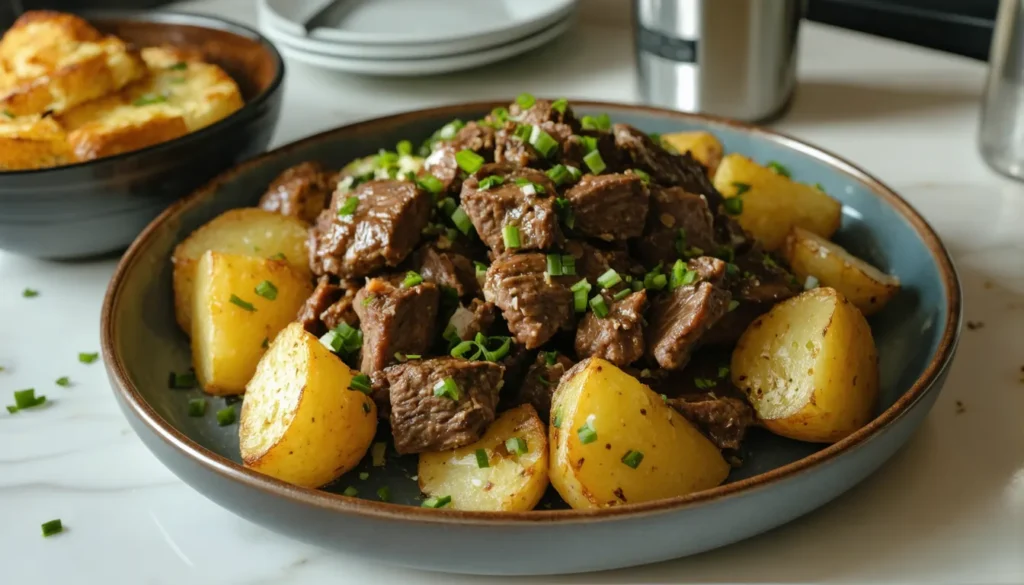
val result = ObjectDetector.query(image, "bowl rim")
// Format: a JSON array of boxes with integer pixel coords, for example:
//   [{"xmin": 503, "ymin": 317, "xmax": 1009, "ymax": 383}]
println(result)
[
  {"xmin": 101, "ymin": 99, "xmax": 962, "ymax": 526},
  {"xmin": 0, "ymin": 10, "xmax": 285, "ymax": 179}
]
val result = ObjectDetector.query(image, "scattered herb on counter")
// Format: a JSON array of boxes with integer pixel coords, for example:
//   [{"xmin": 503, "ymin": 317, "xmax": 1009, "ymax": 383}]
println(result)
[
  {"xmin": 22, "ymin": 288, "xmax": 38, "ymax": 298},
  {"xmin": 694, "ymin": 377, "xmax": 717, "ymax": 390},
  {"xmin": 78, "ymin": 352, "xmax": 99, "ymax": 364},
  {"xmin": 41, "ymin": 519, "xmax": 63, "ymax": 537},
  {"xmin": 955, "ymin": 400, "xmax": 966, "ymax": 414},
  {"xmin": 966, "ymin": 321, "xmax": 984, "ymax": 330},
  {"xmin": 717, "ymin": 366, "xmax": 730, "ymax": 379},
  {"xmin": 13, "ymin": 388, "xmax": 46, "ymax": 409},
  {"xmin": 55, "ymin": 377, "xmax": 70, "ymax": 387}
]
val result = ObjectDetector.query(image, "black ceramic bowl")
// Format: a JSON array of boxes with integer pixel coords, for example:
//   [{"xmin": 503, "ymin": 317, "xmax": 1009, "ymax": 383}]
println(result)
[{"xmin": 0, "ymin": 11, "xmax": 284, "ymax": 259}]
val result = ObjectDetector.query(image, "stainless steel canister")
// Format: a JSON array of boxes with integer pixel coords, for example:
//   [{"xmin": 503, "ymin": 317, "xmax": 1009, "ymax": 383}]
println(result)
[
  {"xmin": 979, "ymin": 0, "xmax": 1024, "ymax": 180},
  {"xmin": 634, "ymin": 0, "xmax": 805, "ymax": 122}
]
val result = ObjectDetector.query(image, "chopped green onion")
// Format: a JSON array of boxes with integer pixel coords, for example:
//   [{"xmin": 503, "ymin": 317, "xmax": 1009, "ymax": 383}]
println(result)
[
  {"xmin": 402, "ymin": 271, "xmax": 423, "ymax": 288},
  {"xmin": 613, "ymin": 288, "xmax": 632, "ymax": 301},
  {"xmin": 694, "ymin": 377, "xmax": 717, "ymax": 390},
  {"xmin": 433, "ymin": 377, "xmax": 460, "ymax": 401},
  {"xmin": 723, "ymin": 197, "xmax": 743, "ymax": 215},
  {"xmin": 537, "ymin": 376, "xmax": 553, "ymax": 387},
  {"xmin": 762, "ymin": 254, "xmax": 780, "ymax": 270},
  {"xmin": 725, "ymin": 263, "xmax": 740, "ymax": 277},
  {"xmin": 716, "ymin": 246, "xmax": 736, "ymax": 263},
  {"xmin": 349, "ymin": 374, "xmax": 372, "ymax": 394},
  {"xmin": 261, "ymin": 337, "xmax": 270, "ymax": 349},
  {"xmin": 455, "ymin": 149, "xmax": 484, "ymax": 173},
  {"xmin": 216, "ymin": 405, "xmax": 236, "ymax": 426},
  {"xmin": 589, "ymin": 295, "xmax": 609, "ymax": 318},
  {"xmin": 490, "ymin": 107, "xmax": 509, "ymax": 123},
  {"xmin": 6, "ymin": 405, "xmax": 17, "ymax": 413},
  {"xmin": 229, "ymin": 295, "xmax": 256, "ymax": 312},
  {"xmin": 343, "ymin": 486, "xmax": 358, "ymax": 497},
  {"xmin": 767, "ymin": 161, "xmax": 791, "ymax": 177},
  {"xmin": 477, "ymin": 175, "xmax": 505, "ymax": 190},
  {"xmin": 437, "ymin": 119, "xmax": 465, "ymax": 140},
  {"xmin": 552, "ymin": 409, "xmax": 563, "ymax": 428},
  {"xmin": 437, "ymin": 196, "xmax": 457, "ymax": 216},
  {"xmin": 55, "ymin": 376, "xmax": 70, "ymax": 387},
  {"xmin": 566, "ymin": 165, "xmax": 583, "ymax": 180},
  {"xmin": 41, "ymin": 519, "xmax": 63, "ymax": 537},
  {"xmin": 669, "ymin": 260, "xmax": 697, "ymax": 290},
  {"xmin": 78, "ymin": 352, "xmax": 99, "ymax": 364},
  {"xmin": 561, "ymin": 255, "xmax": 576, "ymax": 276},
  {"xmin": 528, "ymin": 126, "xmax": 559, "ymax": 158},
  {"xmin": 451, "ymin": 340, "xmax": 481, "ymax": 360},
  {"xmin": 578, "ymin": 135, "xmax": 599, "ymax": 153},
  {"xmin": 187, "ymin": 398, "xmax": 207, "ymax": 417},
  {"xmin": 577, "ymin": 420, "xmax": 597, "ymax": 444},
  {"xmin": 551, "ymin": 98, "xmax": 568, "ymax": 114},
  {"xmin": 421, "ymin": 495, "xmax": 452, "ymax": 508},
  {"xmin": 14, "ymin": 389, "xmax": 44, "ymax": 409},
  {"xmin": 22, "ymin": 288, "xmax": 38, "ymax": 298},
  {"xmin": 513, "ymin": 123, "xmax": 532, "ymax": 142},
  {"xmin": 372, "ymin": 442, "xmax": 387, "ymax": 467},
  {"xmin": 516, "ymin": 93, "xmax": 536, "ymax": 109},
  {"xmin": 675, "ymin": 228, "xmax": 688, "ymax": 256},
  {"xmin": 621, "ymin": 450, "xmax": 644, "ymax": 469},
  {"xmin": 475, "ymin": 448, "xmax": 490, "ymax": 468},
  {"xmin": 254, "ymin": 280, "xmax": 278, "ymax": 301},
  {"xmin": 269, "ymin": 252, "xmax": 287, "ymax": 261},
  {"xmin": 502, "ymin": 224, "xmax": 520, "ymax": 249},
  {"xmin": 544, "ymin": 351, "xmax": 559, "ymax": 366},
  {"xmin": 554, "ymin": 197, "xmax": 575, "ymax": 229},
  {"xmin": 359, "ymin": 472, "xmax": 370, "ymax": 480},
  {"xmin": 718, "ymin": 366, "xmax": 730, "ymax": 379},
  {"xmin": 362, "ymin": 402, "xmax": 371, "ymax": 414},
  {"xmin": 404, "ymin": 354, "xmax": 422, "ymax": 360},
  {"xmin": 132, "ymin": 93, "xmax": 167, "ymax": 106},
  {"xmin": 416, "ymin": 174, "xmax": 444, "ymax": 194},
  {"xmin": 814, "ymin": 183, "xmax": 827, "ymax": 193},
  {"xmin": 596, "ymin": 269, "xmax": 622, "ymax": 289},
  {"xmin": 546, "ymin": 164, "xmax": 572, "ymax": 185},
  {"xmin": 396, "ymin": 140, "xmax": 413, "ymax": 156},
  {"xmin": 480, "ymin": 336, "xmax": 511, "ymax": 361},
  {"xmin": 631, "ymin": 168, "xmax": 651, "ymax": 184},
  {"xmin": 377, "ymin": 486, "xmax": 391, "ymax": 502},
  {"xmin": 332, "ymin": 323, "xmax": 362, "ymax": 354},
  {"xmin": 583, "ymin": 150, "xmax": 606, "ymax": 174},
  {"xmin": 804, "ymin": 275, "xmax": 820, "ymax": 290},
  {"xmin": 451, "ymin": 206, "xmax": 473, "ymax": 236},
  {"xmin": 167, "ymin": 369, "xmax": 194, "ymax": 388},
  {"xmin": 474, "ymin": 261, "xmax": 489, "ymax": 279},
  {"xmin": 581, "ymin": 113, "xmax": 611, "ymax": 131},
  {"xmin": 505, "ymin": 437, "xmax": 528, "ymax": 456},
  {"xmin": 337, "ymin": 195, "xmax": 359, "ymax": 216},
  {"xmin": 546, "ymin": 254, "xmax": 563, "ymax": 276},
  {"xmin": 732, "ymin": 182, "xmax": 751, "ymax": 196}
]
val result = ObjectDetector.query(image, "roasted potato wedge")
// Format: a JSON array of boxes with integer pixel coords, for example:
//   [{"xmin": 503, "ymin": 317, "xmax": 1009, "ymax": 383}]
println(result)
[
  {"xmin": 418, "ymin": 404, "xmax": 549, "ymax": 512},
  {"xmin": 0, "ymin": 114, "xmax": 74, "ymax": 170},
  {"xmin": 191, "ymin": 251, "xmax": 314, "ymax": 395},
  {"xmin": 731, "ymin": 287, "xmax": 879, "ymax": 443},
  {"xmin": 713, "ymin": 154, "xmax": 842, "ymax": 251},
  {"xmin": 240, "ymin": 322, "xmax": 377, "ymax": 488},
  {"xmin": 549, "ymin": 359, "xmax": 729, "ymax": 509},
  {"xmin": 782, "ymin": 227, "xmax": 900, "ymax": 315},
  {"xmin": 660, "ymin": 131, "xmax": 723, "ymax": 176},
  {"xmin": 172, "ymin": 208, "xmax": 310, "ymax": 334}
]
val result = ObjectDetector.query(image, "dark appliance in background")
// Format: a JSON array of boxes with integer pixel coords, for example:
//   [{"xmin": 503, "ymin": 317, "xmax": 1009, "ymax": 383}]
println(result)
[{"xmin": 0, "ymin": 0, "xmax": 1001, "ymax": 61}]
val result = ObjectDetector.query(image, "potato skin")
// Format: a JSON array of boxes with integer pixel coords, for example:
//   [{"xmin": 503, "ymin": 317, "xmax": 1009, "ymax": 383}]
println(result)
[
  {"xmin": 731, "ymin": 287, "xmax": 879, "ymax": 443},
  {"xmin": 240, "ymin": 323, "xmax": 377, "ymax": 488},
  {"xmin": 172, "ymin": 208, "xmax": 310, "ymax": 334},
  {"xmin": 549, "ymin": 358, "xmax": 729, "ymax": 509},
  {"xmin": 660, "ymin": 131, "xmax": 723, "ymax": 177},
  {"xmin": 418, "ymin": 404, "xmax": 549, "ymax": 512},
  {"xmin": 782, "ymin": 227, "xmax": 900, "ymax": 316},
  {"xmin": 191, "ymin": 251, "xmax": 313, "ymax": 395},
  {"xmin": 713, "ymin": 154, "xmax": 842, "ymax": 250}
]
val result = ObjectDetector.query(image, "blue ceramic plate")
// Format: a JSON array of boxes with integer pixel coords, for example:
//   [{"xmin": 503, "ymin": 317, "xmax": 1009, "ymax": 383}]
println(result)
[{"xmin": 101, "ymin": 101, "xmax": 961, "ymax": 575}]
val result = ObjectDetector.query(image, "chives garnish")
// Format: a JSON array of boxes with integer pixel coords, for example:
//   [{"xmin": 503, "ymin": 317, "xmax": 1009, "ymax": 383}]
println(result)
[
  {"xmin": 229, "ymin": 295, "xmax": 256, "ymax": 312},
  {"xmin": 269, "ymin": 252, "xmax": 287, "ymax": 261},
  {"xmin": 433, "ymin": 377, "xmax": 460, "ymax": 401},
  {"xmin": 320, "ymin": 330, "xmax": 343, "ymax": 353},
  {"xmin": 514, "ymin": 123, "xmax": 532, "ymax": 142},
  {"xmin": 546, "ymin": 164, "xmax": 572, "ymax": 186},
  {"xmin": 621, "ymin": 450, "xmax": 644, "ymax": 469},
  {"xmin": 132, "ymin": 93, "xmax": 167, "ymax": 106},
  {"xmin": 372, "ymin": 442, "xmax": 387, "ymax": 467},
  {"xmin": 528, "ymin": 126, "xmax": 559, "ymax": 158},
  {"xmin": 675, "ymin": 228, "xmax": 688, "ymax": 255},
  {"xmin": 421, "ymin": 495, "xmax": 452, "ymax": 508},
  {"xmin": 349, "ymin": 374, "xmax": 372, "ymax": 394},
  {"xmin": 566, "ymin": 165, "xmax": 582, "ymax": 180},
  {"xmin": 613, "ymin": 288, "xmax": 632, "ymax": 301},
  {"xmin": 516, "ymin": 93, "xmax": 536, "ymax": 109},
  {"xmin": 551, "ymin": 98, "xmax": 568, "ymax": 114},
  {"xmin": 543, "ymin": 350, "xmax": 559, "ymax": 366},
  {"xmin": 669, "ymin": 260, "xmax": 697, "ymax": 290},
  {"xmin": 402, "ymin": 271, "xmax": 424, "ymax": 288},
  {"xmin": 646, "ymin": 273, "xmax": 667, "ymax": 290},
  {"xmin": 718, "ymin": 366, "xmax": 730, "ymax": 378},
  {"xmin": 514, "ymin": 177, "xmax": 546, "ymax": 194},
  {"xmin": 505, "ymin": 437, "xmax": 528, "ymax": 456},
  {"xmin": 577, "ymin": 420, "xmax": 597, "ymax": 444},
  {"xmin": 475, "ymin": 448, "xmax": 489, "ymax": 468},
  {"xmin": 694, "ymin": 377, "xmax": 717, "ymax": 389},
  {"xmin": 22, "ymin": 288, "xmax": 38, "ymax": 298},
  {"xmin": 187, "ymin": 398, "xmax": 207, "ymax": 417},
  {"xmin": 78, "ymin": 352, "xmax": 99, "ymax": 364},
  {"xmin": 362, "ymin": 402, "xmax": 371, "ymax": 414},
  {"xmin": 589, "ymin": 295, "xmax": 609, "ymax": 318},
  {"xmin": 767, "ymin": 161, "xmax": 791, "ymax": 177},
  {"xmin": 254, "ymin": 280, "xmax": 278, "ymax": 300},
  {"xmin": 561, "ymin": 255, "xmax": 576, "ymax": 275},
  {"xmin": 416, "ymin": 175, "xmax": 444, "ymax": 194},
  {"xmin": 479, "ymin": 336, "xmax": 511, "ymax": 361},
  {"xmin": 491, "ymin": 107, "xmax": 509, "ymax": 123},
  {"xmin": 377, "ymin": 486, "xmax": 391, "ymax": 502},
  {"xmin": 451, "ymin": 340, "xmax": 480, "ymax": 360},
  {"xmin": 502, "ymin": 225, "xmax": 520, "ymax": 249},
  {"xmin": 631, "ymin": 168, "xmax": 651, "ymax": 184},
  {"xmin": 583, "ymin": 150, "xmax": 606, "ymax": 174},
  {"xmin": 14, "ymin": 388, "xmax": 43, "ymax": 409},
  {"xmin": 261, "ymin": 337, "xmax": 270, "ymax": 349},
  {"xmin": 477, "ymin": 175, "xmax": 505, "ymax": 189},
  {"xmin": 455, "ymin": 149, "xmax": 484, "ymax": 173},
  {"xmin": 359, "ymin": 472, "xmax": 370, "ymax": 480},
  {"xmin": 474, "ymin": 261, "xmax": 488, "ymax": 279},
  {"xmin": 216, "ymin": 406, "xmax": 236, "ymax": 426},
  {"xmin": 40, "ymin": 519, "xmax": 63, "ymax": 537},
  {"xmin": 338, "ymin": 196, "xmax": 359, "ymax": 216},
  {"xmin": 451, "ymin": 206, "xmax": 473, "ymax": 236},
  {"xmin": 815, "ymin": 183, "xmax": 827, "ymax": 192},
  {"xmin": 343, "ymin": 486, "xmax": 358, "ymax": 497},
  {"xmin": 570, "ymin": 279, "xmax": 591, "ymax": 313},
  {"xmin": 727, "ymin": 300, "xmax": 740, "ymax": 312},
  {"xmin": 596, "ymin": 269, "xmax": 622, "ymax": 289},
  {"xmin": 438, "ymin": 119, "xmax": 465, "ymax": 139},
  {"xmin": 631, "ymin": 279, "xmax": 644, "ymax": 292},
  {"xmin": 6, "ymin": 405, "xmax": 17, "ymax": 414},
  {"xmin": 732, "ymin": 182, "xmax": 751, "ymax": 196},
  {"xmin": 580, "ymin": 114, "xmax": 611, "ymax": 131},
  {"xmin": 546, "ymin": 254, "xmax": 563, "ymax": 276},
  {"xmin": 438, "ymin": 197, "xmax": 459, "ymax": 217},
  {"xmin": 552, "ymin": 409, "xmax": 563, "ymax": 428},
  {"xmin": 725, "ymin": 263, "xmax": 740, "ymax": 277},
  {"xmin": 396, "ymin": 140, "xmax": 413, "ymax": 156},
  {"xmin": 55, "ymin": 376, "xmax": 70, "ymax": 387},
  {"xmin": 716, "ymin": 246, "xmax": 736, "ymax": 263},
  {"xmin": 723, "ymin": 197, "xmax": 743, "ymax": 215},
  {"xmin": 554, "ymin": 197, "xmax": 575, "ymax": 229},
  {"xmin": 168, "ymin": 62, "xmax": 188, "ymax": 71}
]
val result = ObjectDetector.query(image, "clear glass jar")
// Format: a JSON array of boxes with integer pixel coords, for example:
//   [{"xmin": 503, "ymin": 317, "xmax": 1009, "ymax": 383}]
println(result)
[{"xmin": 979, "ymin": 0, "xmax": 1024, "ymax": 179}]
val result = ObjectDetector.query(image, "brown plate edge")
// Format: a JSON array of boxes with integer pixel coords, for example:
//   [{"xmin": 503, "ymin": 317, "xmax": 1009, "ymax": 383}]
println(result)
[{"xmin": 100, "ymin": 99, "xmax": 963, "ymax": 526}]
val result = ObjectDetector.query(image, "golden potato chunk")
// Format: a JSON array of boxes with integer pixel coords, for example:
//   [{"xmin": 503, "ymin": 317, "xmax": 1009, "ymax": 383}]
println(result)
[
  {"xmin": 549, "ymin": 358, "xmax": 729, "ymax": 509},
  {"xmin": 713, "ymin": 154, "xmax": 842, "ymax": 250},
  {"xmin": 782, "ymin": 227, "xmax": 900, "ymax": 315},
  {"xmin": 660, "ymin": 131, "xmax": 723, "ymax": 176},
  {"xmin": 418, "ymin": 404, "xmax": 549, "ymax": 512},
  {"xmin": 240, "ymin": 322, "xmax": 377, "ymax": 488},
  {"xmin": 191, "ymin": 251, "xmax": 313, "ymax": 395},
  {"xmin": 731, "ymin": 287, "xmax": 879, "ymax": 443}
]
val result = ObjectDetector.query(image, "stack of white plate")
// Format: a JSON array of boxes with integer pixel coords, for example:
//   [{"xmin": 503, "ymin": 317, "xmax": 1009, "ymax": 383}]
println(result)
[{"xmin": 257, "ymin": 0, "xmax": 578, "ymax": 76}]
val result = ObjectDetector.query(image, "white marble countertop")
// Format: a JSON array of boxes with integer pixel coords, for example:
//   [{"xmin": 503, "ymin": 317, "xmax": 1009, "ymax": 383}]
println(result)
[{"xmin": 2, "ymin": 1, "xmax": 1022, "ymax": 583}]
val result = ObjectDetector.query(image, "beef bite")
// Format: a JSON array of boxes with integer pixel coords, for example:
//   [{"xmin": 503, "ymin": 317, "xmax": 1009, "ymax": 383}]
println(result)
[
  {"xmin": 563, "ymin": 240, "xmax": 643, "ymax": 285},
  {"xmin": 309, "ymin": 179, "xmax": 432, "ymax": 278},
  {"xmin": 667, "ymin": 392, "xmax": 755, "ymax": 451},
  {"xmin": 636, "ymin": 185, "xmax": 719, "ymax": 267},
  {"xmin": 564, "ymin": 173, "xmax": 649, "ymax": 242},
  {"xmin": 374, "ymin": 357, "xmax": 505, "ymax": 454},
  {"xmin": 414, "ymin": 244, "xmax": 480, "ymax": 299},
  {"xmin": 483, "ymin": 253, "xmax": 574, "ymax": 349},
  {"xmin": 516, "ymin": 351, "xmax": 574, "ymax": 422},
  {"xmin": 575, "ymin": 289, "xmax": 647, "ymax": 367},
  {"xmin": 460, "ymin": 163, "xmax": 562, "ymax": 255},
  {"xmin": 354, "ymin": 277, "xmax": 440, "ymax": 374},
  {"xmin": 444, "ymin": 298, "xmax": 497, "ymax": 342},
  {"xmin": 296, "ymin": 276, "xmax": 362, "ymax": 336},
  {"xmin": 258, "ymin": 161, "xmax": 338, "ymax": 224},
  {"xmin": 508, "ymin": 97, "xmax": 581, "ymax": 129},
  {"xmin": 613, "ymin": 123, "xmax": 724, "ymax": 209},
  {"xmin": 421, "ymin": 120, "xmax": 496, "ymax": 195}
]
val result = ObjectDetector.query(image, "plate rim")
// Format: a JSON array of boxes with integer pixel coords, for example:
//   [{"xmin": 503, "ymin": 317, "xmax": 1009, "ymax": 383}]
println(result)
[{"xmin": 101, "ymin": 99, "xmax": 962, "ymax": 526}]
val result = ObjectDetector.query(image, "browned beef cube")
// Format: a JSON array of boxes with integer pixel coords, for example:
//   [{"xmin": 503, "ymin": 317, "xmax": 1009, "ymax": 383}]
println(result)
[
  {"xmin": 494, "ymin": 118, "xmax": 583, "ymax": 170},
  {"xmin": 703, "ymin": 247, "xmax": 799, "ymax": 346},
  {"xmin": 461, "ymin": 163, "xmax": 562, "ymax": 255},
  {"xmin": 636, "ymin": 185, "xmax": 719, "ymax": 267},
  {"xmin": 575, "ymin": 290, "xmax": 647, "ymax": 366},
  {"xmin": 422, "ymin": 121, "xmax": 496, "ymax": 195},
  {"xmin": 445, "ymin": 298, "xmax": 497, "ymax": 342},
  {"xmin": 320, "ymin": 280, "xmax": 361, "ymax": 331},
  {"xmin": 564, "ymin": 173, "xmax": 649, "ymax": 242},
  {"xmin": 517, "ymin": 351, "xmax": 574, "ymax": 422},
  {"xmin": 613, "ymin": 123, "xmax": 725, "ymax": 209},
  {"xmin": 563, "ymin": 240, "xmax": 643, "ymax": 285},
  {"xmin": 508, "ymin": 98, "xmax": 581, "ymax": 130},
  {"xmin": 375, "ymin": 357, "xmax": 505, "ymax": 454},
  {"xmin": 483, "ymin": 253, "xmax": 574, "ymax": 349},
  {"xmin": 668, "ymin": 392, "xmax": 755, "ymax": 450},
  {"xmin": 353, "ymin": 277, "xmax": 440, "ymax": 374},
  {"xmin": 645, "ymin": 258, "xmax": 732, "ymax": 369},
  {"xmin": 258, "ymin": 161, "xmax": 338, "ymax": 224},
  {"xmin": 297, "ymin": 276, "xmax": 343, "ymax": 335},
  {"xmin": 414, "ymin": 245, "xmax": 480, "ymax": 298},
  {"xmin": 308, "ymin": 180, "xmax": 432, "ymax": 278}
]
